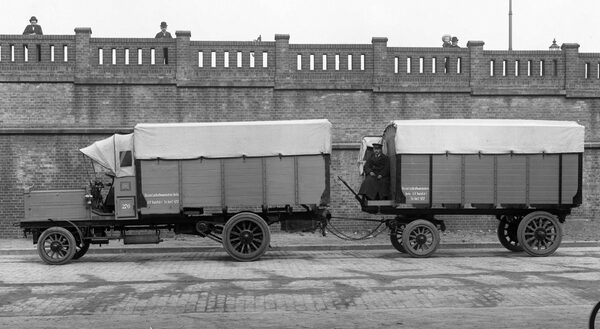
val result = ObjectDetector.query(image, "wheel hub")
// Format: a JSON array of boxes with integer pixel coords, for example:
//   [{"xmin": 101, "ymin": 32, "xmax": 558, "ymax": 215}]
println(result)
[
  {"xmin": 240, "ymin": 231, "xmax": 254, "ymax": 244},
  {"xmin": 534, "ymin": 228, "xmax": 547, "ymax": 240},
  {"xmin": 50, "ymin": 241, "xmax": 62, "ymax": 252},
  {"xmin": 416, "ymin": 234, "xmax": 427, "ymax": 245}
]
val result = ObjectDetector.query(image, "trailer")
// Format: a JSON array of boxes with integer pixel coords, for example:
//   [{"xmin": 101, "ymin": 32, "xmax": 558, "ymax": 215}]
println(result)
[
  {"xmin": 21, "ymin": 119, "xmax": 332, "ymax": 264},
  {"xmin": 355, "ymin": 119, "xmax": 584, "ymax": 258}
]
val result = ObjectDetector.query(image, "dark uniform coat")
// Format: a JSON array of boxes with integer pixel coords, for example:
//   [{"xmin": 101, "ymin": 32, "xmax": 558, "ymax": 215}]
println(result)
[
  {"xmin": 155, "ymin": 31, "xmax": 172, "ymax": 38},
  {"xmin": 23, "ymin": 24, "xmax": 43, "ymax": 35},
  {"xmin": 358, "ymin": 152, "xmax": 390, "ymax": 200}
]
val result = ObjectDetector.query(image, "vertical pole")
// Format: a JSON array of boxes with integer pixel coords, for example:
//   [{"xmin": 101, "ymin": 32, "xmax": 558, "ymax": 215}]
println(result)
[
  {"xmin": 261, "ymin": 158, "xmax": 267, "ymax": 207},
  {"xmin": 178, "ymin": 161, "xmax": 183, "ymax": 211},
  {"xmin": 525, "ymin": 156, "xmax": 530, "ymax": 206},
  {"xmin": 460, "ymin": 155, "xmax": 465, "ymax": 206},
  {"xmin": 558, "ymin": 154, "xmax": 563, "ymax": 205},
  {"xmin": 493, "ymin": 156, "xmax": 498, "ymax": 207},
  {"xmin": 429, "ymin": 155, "xmax": 433, "ymax": 208},
  {"xmin": 294, "ymin": 157, "xmax": 299, "ymax": 205},
  {"xmin": 220, "ymin": 159, "xmax": 226, "ymax": 208},
  {"xmin": 509, "ymin": 0, "xmax": 513, "ymax": 51}
]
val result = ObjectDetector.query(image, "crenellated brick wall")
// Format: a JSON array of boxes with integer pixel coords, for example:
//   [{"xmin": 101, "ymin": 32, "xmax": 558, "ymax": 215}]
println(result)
[{"xmin": 1, "ymin": 28, "xmax": 600, "ymax": 237}]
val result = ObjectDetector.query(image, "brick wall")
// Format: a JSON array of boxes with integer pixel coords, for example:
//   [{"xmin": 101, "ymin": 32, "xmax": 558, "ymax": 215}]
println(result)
[{"xmin": 1, "ymin": 30, "xmax": 600, "ymax": 237}]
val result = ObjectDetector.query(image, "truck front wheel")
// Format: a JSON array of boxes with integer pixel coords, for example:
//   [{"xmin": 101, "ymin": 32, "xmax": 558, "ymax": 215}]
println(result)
[
  {"xmin": 223, "ymin": 213, "xmax": 271, "ymax": 262},
  {"xmin": 37, "ymin": 227, "xmax": 77, "ymax": 265}
]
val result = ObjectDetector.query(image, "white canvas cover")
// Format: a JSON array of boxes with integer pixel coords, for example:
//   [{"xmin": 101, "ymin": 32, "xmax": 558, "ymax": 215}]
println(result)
[
  {"xmin": 389, "ymin": 119, "xmax": 584, "ymax": 154},
  {"xmin": 133, "ymin": 119, "xmax": 332, "ymax": 160},
  {"xmin": 80, "ymin": 133, "xmax": 135, "ymax": 177}
]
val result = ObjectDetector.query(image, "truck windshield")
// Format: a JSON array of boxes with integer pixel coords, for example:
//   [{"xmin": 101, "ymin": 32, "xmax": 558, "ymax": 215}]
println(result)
[{"xmin": 85, "ymin": 156, "xmax": 115, "ymax": 212}]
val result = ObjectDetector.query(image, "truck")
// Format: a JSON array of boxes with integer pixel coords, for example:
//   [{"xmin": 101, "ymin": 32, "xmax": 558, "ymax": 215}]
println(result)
[
  {"xmin": 21, "ymin": 119, "xmax": 332, "ymax": 264},
  {"xmin": 354, "ymin": 119, "xmax": 584, "ymax": 258}
]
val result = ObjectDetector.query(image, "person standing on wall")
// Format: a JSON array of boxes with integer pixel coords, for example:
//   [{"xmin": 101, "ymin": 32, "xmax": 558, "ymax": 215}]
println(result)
[
  {"xmin": 450, "ymin": 36, "xmax": 460, "ymax": 48},
  {"xmin": 23, "ymin": 16, "xmax": 43, "ymax": 35},
  {"xmin": 155, "ymin": 21, "xmax": 172, "ymax": 38}
]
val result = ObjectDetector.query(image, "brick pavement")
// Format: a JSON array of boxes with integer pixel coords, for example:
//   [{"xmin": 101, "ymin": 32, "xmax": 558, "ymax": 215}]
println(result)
[{"xmin": 1, "ymin": 247, "xmax": 600, "ymax": 328}]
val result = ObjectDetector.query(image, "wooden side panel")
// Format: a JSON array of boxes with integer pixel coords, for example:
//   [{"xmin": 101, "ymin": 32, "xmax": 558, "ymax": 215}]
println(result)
[
  {"xmin": 529, "ymin": 154, "xmax": 559, "ymax": 204},
  {"xmin": 464, "ymin": 155, "xmax": 494, "ymax": 204},
  {"xmin": 23, "ymin": 189, "xmax": 90, "ymax": 222},
  {"xmin": 266, "ymin": 157, "xmax": 295, "ymax": 205},
  {"xmin": 140, "ymin": 160, "xmax": 180, "ymax": 214},
  {"xmin": 298, "ymin": 155, "xmax": 326, "ymax": 205},
  {"xmin": 432, "ymin": 155, "xmax": 461, "ymax": 204},
  {"xmin": 400, "ymin": 155, "xmax": 430, "ymax": 204},
  {"xmin": 224, "ymin": 158, "xmax": 262, "ymax": 206},
  {"xmin": 181, "ymin": 159, "xmax": 222, "ymax": 207},
  {"xmin": 562, "ymin": 154, "xmax": 579, "ymax": 204},
  {"xmin": 497, "ymin": 155, "xmax": 526, "ymax": 204}
]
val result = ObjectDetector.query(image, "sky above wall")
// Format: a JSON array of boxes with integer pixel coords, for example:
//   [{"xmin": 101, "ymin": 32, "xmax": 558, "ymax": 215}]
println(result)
[{"xmin": 2, "ymin": 0, "xmax": 598, "ymax": 52}]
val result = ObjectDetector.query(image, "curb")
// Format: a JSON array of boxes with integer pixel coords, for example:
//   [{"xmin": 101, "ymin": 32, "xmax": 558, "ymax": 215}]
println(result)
[{"xmin": 2, "ymin": 241, "xmax": 599, "ymax": 256}]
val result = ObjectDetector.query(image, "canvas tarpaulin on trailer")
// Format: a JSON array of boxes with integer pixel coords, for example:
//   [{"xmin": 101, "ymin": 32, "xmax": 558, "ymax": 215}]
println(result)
[
  {"xmin": 388, "ymin": 119, "xmax": 584, "ymax": 154},
  {"xmin": 133, "ymin": 119, "xmax": 332, "ymax": 160}
]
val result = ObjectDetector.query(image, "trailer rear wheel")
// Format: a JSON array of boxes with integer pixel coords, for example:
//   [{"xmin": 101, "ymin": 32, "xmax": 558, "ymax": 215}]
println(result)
[
  {"xmin": 401, "ymin": 220, "xmax": 440, "ymax": 258},
  {"xmin": 497, "ymin": 215, "xmax": 523, "ymax": 252},
  {"xmin": 223, "ymin": 212, "xmax": 271, "ymax": 262},
  {"xmin": 517, "ymin": 211, "xmax": 562, "ymax": 257},
  {"xmin": 37, "ymin": 227, "xmax": 76, "ymax": 265},
  {"xmin": 390, "ymin": 224, "xmax": 406, "ymax": 253}
]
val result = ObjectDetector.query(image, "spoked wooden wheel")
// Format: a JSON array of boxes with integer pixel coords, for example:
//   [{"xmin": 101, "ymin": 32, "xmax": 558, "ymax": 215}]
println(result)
[
  {"xmin": 223, "ymin": 212, "xmax": 271, "ymax": 262},
  {"xmin": 73, "ymin": 241, "xmax": 90, "ymax": 260},
  {"xmin": 517, "ymin": 211, "xmax": 562, "ymax": 257},
  {"xmin": 390, "ymin": 224, "xmax": 406, "ymax": 253},
  {"xmin": 497, "ymin": 215, "xmax": 523, "ymax": 252},
  {"xmin": 37, "ymin": 227, "xmax": 76, "ymax": 265},
  {"xmin": 401, "ymin": 219, "xmax": 440, "ymax": 258}
]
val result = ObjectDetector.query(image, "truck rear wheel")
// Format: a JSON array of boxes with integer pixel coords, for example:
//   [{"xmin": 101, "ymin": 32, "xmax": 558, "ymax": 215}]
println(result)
[
  {"xmin": 223, "ymin": 212, "xmax": 271, "ymax": 262},
  {"xmin": 37, "ymin": 227, "xmax": 76, "ymax": 265},
  {"xmin": 497, "ymin": 215, "xmax": 523, "ymax": 252},
  {"xmin": 401, "ymin": 219, "xmax": 440, "ymax": 258},
  {"xmin": 517, "ymin": 211, "xmax": 562, "ymax": 257}
]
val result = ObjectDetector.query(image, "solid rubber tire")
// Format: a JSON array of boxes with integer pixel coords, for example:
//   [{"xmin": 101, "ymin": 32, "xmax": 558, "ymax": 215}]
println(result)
[
  {"xmin": 37, "ymin": 227, "xmax": 77, "ymax": 265},
  {"xmin": 223, "ymin": 212, "xmax": 271, "ymax": 262}
]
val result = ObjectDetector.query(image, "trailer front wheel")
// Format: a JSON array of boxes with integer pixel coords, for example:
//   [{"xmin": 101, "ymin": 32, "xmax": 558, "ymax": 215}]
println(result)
[
  {"xmin": 401, "ymin": 219, "xmax": 440, "ymax": 258},
  {"xmin": 517, "ymin": 211, "xmax": 562, "ymax": 257},
  {"xmin": 223, "ymin": 213, "xmax": 271, "ymax": 262},
  {"xmin": 37, "ymin": 227, "xmax": 76, "ymax": 265}
]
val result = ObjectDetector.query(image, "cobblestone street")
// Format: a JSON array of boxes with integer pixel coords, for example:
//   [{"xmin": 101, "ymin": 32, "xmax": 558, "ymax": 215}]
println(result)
[{"xmin": 1, "ymin": 247, "xmax": 600, "ymax": 328}]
